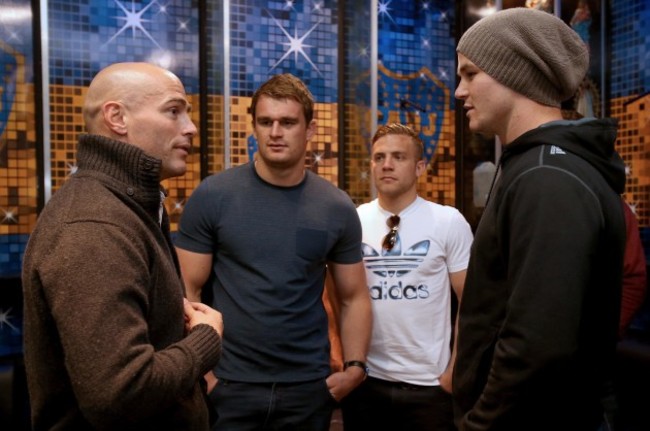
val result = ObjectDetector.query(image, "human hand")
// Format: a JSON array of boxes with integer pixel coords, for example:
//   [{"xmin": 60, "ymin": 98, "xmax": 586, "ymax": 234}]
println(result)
[
  {"xmin": 204, "ymin": 371, "xmax": 218, "ymax": 394},
  {"xmin": 183, "ymin": 298, "xmax": 223, "ymax": 337},
  {"xmin": 325, "ymin": 367, "xmax": 365, "ymax": 402},
  {"xmin": 439, "ymin": 368, "xmax": 452, "ymax": 394}
]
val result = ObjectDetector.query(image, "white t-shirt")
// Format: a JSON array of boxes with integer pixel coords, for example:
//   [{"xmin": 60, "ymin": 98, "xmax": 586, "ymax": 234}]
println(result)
[{"xmin": 357, "ymin": 197, "xmax": 473, "ymax": 386}]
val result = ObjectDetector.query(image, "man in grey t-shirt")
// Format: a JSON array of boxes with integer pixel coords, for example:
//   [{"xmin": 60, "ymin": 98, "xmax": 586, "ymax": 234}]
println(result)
[{"xmin": 175, "ymin": 73, "xmax": 372, "ymax": 431}]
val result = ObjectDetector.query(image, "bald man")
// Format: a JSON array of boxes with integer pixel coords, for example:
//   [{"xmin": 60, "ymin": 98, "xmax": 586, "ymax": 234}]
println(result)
[{"xmin": 22, "ymin": 62, "xmax": 223, "ymax": 430}]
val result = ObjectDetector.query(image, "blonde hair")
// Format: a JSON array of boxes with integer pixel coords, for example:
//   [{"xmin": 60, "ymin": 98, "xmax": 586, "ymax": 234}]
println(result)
[{"xmin": 372, "ymin": 123, "xmax": 424, "ymax": 160}]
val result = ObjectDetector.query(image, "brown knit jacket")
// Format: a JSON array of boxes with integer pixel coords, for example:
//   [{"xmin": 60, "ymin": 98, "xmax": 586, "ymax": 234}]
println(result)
[{"xmin": 22, "ymin": 134, "xmax": 221, "ymax": 430}]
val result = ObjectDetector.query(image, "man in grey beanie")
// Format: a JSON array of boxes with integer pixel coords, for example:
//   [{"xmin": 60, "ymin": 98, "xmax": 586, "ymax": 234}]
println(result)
[{"xmin": 453, "ymin": 7, "xmax": 626, "ymax": 431}]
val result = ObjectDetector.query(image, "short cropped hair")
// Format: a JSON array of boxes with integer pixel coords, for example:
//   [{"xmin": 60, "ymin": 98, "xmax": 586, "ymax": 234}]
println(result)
[
  {"xmin": 250, "ymin": 74, "xmax": 315, "ymax": 123},
  {"xmin": 372, "ymin": 123, "xmax": 424, "ymax": 160}
]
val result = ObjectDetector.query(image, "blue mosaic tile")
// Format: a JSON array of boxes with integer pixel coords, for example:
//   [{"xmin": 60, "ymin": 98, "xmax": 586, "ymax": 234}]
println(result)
[
  {"xmin": 611, "ymin": 0, "xmax": 649, "ymax": 97},
  {"xmin": 0, "ymin": 235, "xmax": 28, "ymax": 278},
  {"xmin": 374, "ymin": 1, "xmax": 455, "ymax": 163},
  {"xmin": 378, "ymin": 0, "xmax": 456, "ymax": 106},
  {"xmin": 48, "ymin": 0, "xmax": 200, "ymax": 91},
  {"xmin": 228, "ymin": 0, "xmax": 339, "ymax": 101},
  {"xmin": 0, "ymin": 278, "xmax": 23, "ymax": 357}
]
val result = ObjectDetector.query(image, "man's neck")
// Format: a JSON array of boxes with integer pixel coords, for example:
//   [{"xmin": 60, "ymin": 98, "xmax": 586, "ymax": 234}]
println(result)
[
  {"xmin": 501, "ymin": 100, "xmax": 563, "ymax": 145},
  {"xmin": 377, "ymin": 191, "xmax": 418, "ymax": 216},
  {"xmin": 254, "ymin": 159, "xmax": 305, "ymax": 187}
]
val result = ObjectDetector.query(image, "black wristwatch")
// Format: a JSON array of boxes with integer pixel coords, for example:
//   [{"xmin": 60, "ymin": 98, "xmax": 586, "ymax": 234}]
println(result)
[{"xmin": 344, "ymin": 360, "xmax": 369, "ymax": 379}]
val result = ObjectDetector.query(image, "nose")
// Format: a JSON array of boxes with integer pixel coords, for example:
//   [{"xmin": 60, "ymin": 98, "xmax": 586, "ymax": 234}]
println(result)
[
  {"xmin": 381, "ymin": 156, "xmax": 394, "ymax": 170},
  {"xmin": 455, "ymin": 81, "xmax": 467, "ymax": 100},
  {"xmin": 270, "ymin": 120, "xmax": 282, "ymax": 137},
  {"xmin": 183, "ymin": 115, "xmax": 198, "ymax": 137}
]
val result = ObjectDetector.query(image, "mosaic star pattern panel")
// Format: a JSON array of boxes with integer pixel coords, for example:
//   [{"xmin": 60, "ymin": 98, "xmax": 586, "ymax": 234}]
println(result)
[
  {"xmin": 2, "ymin": 0, "xmax": 649, "ymax": 276},
  {"xmin": 0, "ymin": 1, "xmax": 37, "ymax": 278},
  {"xmin": 46, "ymin": 0, "xmax": 201, "ymax": 232},
  {"xmin": 225, "ymin": 0, "xmax": 340, "ymax": 186},
  {"xmin": 373, "ymin": 0, "xmax": 457, "ymax": 206}
]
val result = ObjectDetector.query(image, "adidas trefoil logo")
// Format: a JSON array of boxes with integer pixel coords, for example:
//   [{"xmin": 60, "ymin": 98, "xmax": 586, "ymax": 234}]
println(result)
[{"xmin": 361, "ymin": 236, "xmax": 429, "ymax": 277}]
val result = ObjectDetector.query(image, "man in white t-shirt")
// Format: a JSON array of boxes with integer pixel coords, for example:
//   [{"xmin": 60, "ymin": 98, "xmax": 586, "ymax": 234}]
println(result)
[{"xmin": 340, "ymin": 123, "xmax": 473, "ymax": 430}]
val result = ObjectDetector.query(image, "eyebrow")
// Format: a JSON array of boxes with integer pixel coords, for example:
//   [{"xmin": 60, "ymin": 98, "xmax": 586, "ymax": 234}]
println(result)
[
  {"xmin": 457, "ymin": 62, "xmax": 478, "ymax": 74},
  {"xmin": 164, "ymin": 97, "xmax": 192, "ymax": 112},
  {"xmin": 373, "ymin": 150, "xmax": 407, "ymax": 156},
  {"xmin": 256, "ymin": 115, "xmax": 299, "ymax": 122}
]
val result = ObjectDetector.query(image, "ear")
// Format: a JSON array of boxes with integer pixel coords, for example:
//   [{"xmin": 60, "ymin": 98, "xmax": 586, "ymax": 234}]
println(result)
[
  {"xmin": 306, "ymin": 119, "xmax": 317, "ymax": 141},
  {"xmin": 102, "ymin": 101, "xmax": 128, "ymax": 136},
  {"xmin": 415, "ymin": 159, "xmax": 426, "ymax": 177}
]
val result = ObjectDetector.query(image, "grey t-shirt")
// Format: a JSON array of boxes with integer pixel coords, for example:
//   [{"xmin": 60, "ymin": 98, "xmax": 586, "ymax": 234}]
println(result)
[{"xmin": 175, "ymin": 162, "xmax": 362, "ymax": 382}]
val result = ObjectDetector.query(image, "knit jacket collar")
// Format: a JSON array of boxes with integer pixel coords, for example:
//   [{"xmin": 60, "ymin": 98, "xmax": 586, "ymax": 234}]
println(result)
[{"xmin": 75, "ymin": 134, "xmax": 165, "ymax": 221}]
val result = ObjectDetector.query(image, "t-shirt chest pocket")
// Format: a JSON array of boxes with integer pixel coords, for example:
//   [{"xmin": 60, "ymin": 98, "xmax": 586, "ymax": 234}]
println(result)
[{"xmin": 296, "ymin": 228, "xmax": 328, "ymax": 261}]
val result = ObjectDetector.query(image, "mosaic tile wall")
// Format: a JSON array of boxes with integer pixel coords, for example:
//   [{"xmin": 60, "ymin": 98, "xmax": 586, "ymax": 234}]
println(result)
[
  {"xmin": 205, "ymin": 0, "xmax": 225, "ymax": 176},
  {"xmin": 0, "ymin": 1, "xmax": 35, "ymax": 357},
  {"xmin": 610, "ymin": 0, "xmax": 650, "ymax": 246},
  {"xmin": 0, "ymin": 0, "xmax": 354, "ymax": 277},
  {"xmin": 342, "ymin": 0, "xmax": 373, "ymax": 204},
  {"xmin": 347, "ymin": 0, "xmax": 458, "ymax": 206},
  {"xmin": 46, "ymin": 0, "xmax": 202, "ymax": 231},
  {"xmin": 225, "ymin": 0, "xmax": 341, "ymax": 187},
  {"xmin": 1, "ymin": 0, "xmax": 647, "ymax": 273},
  {"xmin": 0, "ymin": 1, "xmax": 37, "ymax": 279}
]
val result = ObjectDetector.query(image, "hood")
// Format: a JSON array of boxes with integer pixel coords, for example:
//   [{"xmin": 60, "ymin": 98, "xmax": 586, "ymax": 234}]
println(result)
[{"xmin": 502, "ymin": 117, "xmax": 626, "ymax": 194}]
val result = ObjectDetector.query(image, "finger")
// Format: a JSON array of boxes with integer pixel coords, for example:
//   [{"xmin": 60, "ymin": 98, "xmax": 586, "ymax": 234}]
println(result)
[
  {"xmin": 183, "ymin": 298, "xmax": 195, "ymax": 317},
  {"xmin": 188, "ymin": 301, "xmax": 209, "ymax": 312}
]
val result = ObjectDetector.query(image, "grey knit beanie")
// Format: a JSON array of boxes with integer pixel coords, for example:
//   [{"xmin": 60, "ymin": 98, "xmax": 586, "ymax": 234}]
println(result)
[{"xmin": 457, "ymin": 8, "xmax": 589, "ymax": 107}]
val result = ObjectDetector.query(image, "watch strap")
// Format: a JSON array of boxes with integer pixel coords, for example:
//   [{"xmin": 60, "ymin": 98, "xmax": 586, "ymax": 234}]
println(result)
[{"xmin": 343, "ymin": 360, "xmax": 369, "ymax": 377}]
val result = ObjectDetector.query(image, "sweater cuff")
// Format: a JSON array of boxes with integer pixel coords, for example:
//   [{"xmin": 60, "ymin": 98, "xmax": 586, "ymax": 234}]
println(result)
[{"xmin": 187, "ymin": 324, "xmax": 222, "ymax": 375}]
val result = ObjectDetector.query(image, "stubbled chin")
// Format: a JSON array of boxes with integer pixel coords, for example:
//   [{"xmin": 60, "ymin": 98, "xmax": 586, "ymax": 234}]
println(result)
[{"xmin": 162, "ymin": 163, "xmax": 187, "ymax": 180}]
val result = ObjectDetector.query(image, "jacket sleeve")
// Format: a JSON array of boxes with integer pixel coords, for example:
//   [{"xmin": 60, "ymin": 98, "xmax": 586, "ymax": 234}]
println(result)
[{"xmin": 619, "ymin": 199, "xmax": 647, "ymax": 337}]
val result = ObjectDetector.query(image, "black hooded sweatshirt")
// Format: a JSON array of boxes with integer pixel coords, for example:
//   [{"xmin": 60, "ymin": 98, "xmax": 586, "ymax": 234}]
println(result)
[{"xmin": 453, "ymin": 118, "xmax": 626, "ymax": 431}]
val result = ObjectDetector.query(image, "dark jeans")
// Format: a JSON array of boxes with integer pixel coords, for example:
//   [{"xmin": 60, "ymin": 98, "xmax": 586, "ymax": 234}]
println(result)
[
  {"xmin": 341, "ymin": 376, "xmax": 456, "ymax": 431},
  {"xmin": 209, "ymin": 378, "xmax": 335, "ymax": 431}
]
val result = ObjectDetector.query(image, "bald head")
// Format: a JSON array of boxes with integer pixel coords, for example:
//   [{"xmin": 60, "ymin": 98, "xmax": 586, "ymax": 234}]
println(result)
[
  {"xmin": 81, "ymin": 62, "xmax": 197, "ymax": 180},
  {"xmin": 83, "ymin": 62, "xmax": 184, "ymax": 135}
]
